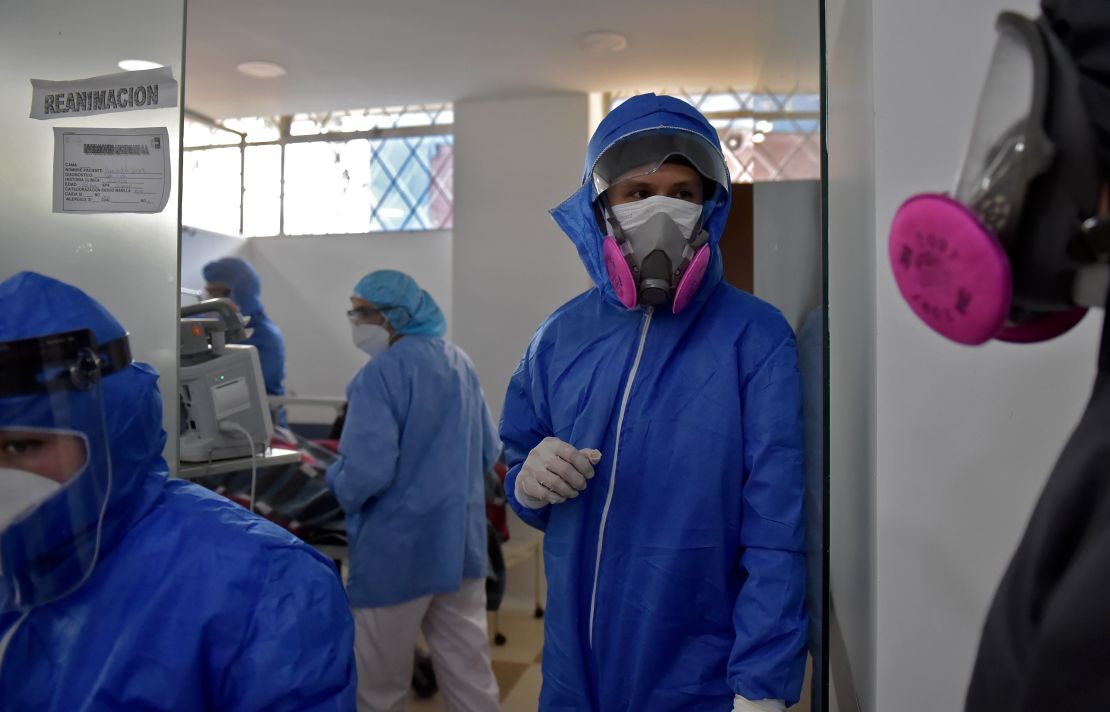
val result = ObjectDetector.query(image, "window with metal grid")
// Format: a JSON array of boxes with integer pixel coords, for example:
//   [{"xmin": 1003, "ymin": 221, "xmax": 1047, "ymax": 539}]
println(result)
[
  {"xmin": 183, "ymin": 103, "xmax": 454, "ymax": 236},
  {"xmin": 607, "ymin": 88, "xmax": 820, "ymax": 183}
]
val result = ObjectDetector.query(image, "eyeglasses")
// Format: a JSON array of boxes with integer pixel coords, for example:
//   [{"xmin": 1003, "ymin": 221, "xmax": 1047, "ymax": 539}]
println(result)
[
  {"xmin": 347, "ymin": 306, "xmax": 383, "ymax": 322},
  {"xmin": 347, "ymin": 304, "xmax": 408, "ymax": 324}
]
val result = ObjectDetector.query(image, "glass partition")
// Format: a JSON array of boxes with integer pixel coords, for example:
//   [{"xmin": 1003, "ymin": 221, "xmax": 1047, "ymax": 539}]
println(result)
[
  {"xmin": 0, "ymin": 0, "xmax": 185, "ymax": 463},
  {"xmin": 181, "ymin": 0, "xmax": 828, "ymax": 708}
]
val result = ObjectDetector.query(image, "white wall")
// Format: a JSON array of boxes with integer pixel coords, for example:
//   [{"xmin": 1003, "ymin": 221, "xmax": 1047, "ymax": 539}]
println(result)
[
  {"xmin": 752, "ymin": 178, "xmax": 825, "ymax": 710},
  {"xmin": 452, "ymin": 93, "xmax": 593, "ymax": 423},
  {"xmin": 177, "ymin": 229, "xmax": 451, "ymax": 424},
  {"xmin": 180, "ymin": 100, "xmax": 594, "ymax": 432},
  {"xmin": 0, "ymin": 0, "xmax": 184, "ymax": 463},
  {"xmin": 238, "ymin": 232, "xmax": 453, "ymax": 424},
  {"xmin": 825, "ymin": 0, "xmax": 877, "ymax": 706},
  {"xmin": 180, "ymin": 226, "xmax": 245, "ymax": 293},
  {"xmin": 828, "ymin": 0, "xmax": 1105, "ymax": 710},
  {"xmin": 193, "ymin": 94, "xmax": 592, "ymax": 429},
  {"xmin": 870, "ymin": 0, "xmax": 1102, "ymax": 710},
  {"xmin": 753, "ymin": 180, "xmax": 823, "ymax": 332},
  {"xmin": 452, "ymin": 93, "xmax": 593, "ymax": 612}
]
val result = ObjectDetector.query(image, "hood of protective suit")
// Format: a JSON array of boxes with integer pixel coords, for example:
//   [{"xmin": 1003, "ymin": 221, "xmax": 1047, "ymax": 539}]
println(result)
[
  {"xmin": 550, "ymin": 93, "xmax": 734, "ymax": 309},
  {"xmin": 0, "ymin": 273, "xmax": 166, "ymax": 609},
  {"xmin": 1042, "ymin": 0, "xmax": 1110, "ymax": 176},
  {"xmin": 203, "ymin": 257, "xmax": 266, "ymax": 318}
]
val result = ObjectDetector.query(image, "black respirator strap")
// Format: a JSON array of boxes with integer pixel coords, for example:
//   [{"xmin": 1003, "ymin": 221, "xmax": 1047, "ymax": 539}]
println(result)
[
  {"xmin": 95, "ymin": 336, "xmax": 133, "ymax": 378},
  {"xmin": 688, "ymin": 186, "xmax": 726, "ymax": 250},
  {"xmin": 1070, "ymin": 217, "xmax": 1110, "ymax": 262},
  {"xmin": 0, "ymin": 330, "xmax": 132, "ymax": 398},
  {"xmin": 1000, "ymin": 14, "xmax": 1106, "ymax": 312},
  {"xmin": 1100, "ymin": 276, "xmax": 1110, "ymax": 373},
  {"xmin": 596, "ymin": 195, "xmax": 628, "ymax": 244}
]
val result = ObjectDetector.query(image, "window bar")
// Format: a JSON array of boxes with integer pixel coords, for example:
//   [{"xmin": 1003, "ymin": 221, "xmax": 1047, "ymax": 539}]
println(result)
[
  {"xmin": 279, "ymin": 116, "xmax": 291, "ymax": 237},
  {"xmin": 185, "ymin": 108, "xmax": 453, "ymax": 236},
  {"xmin": 183, "ymin": 109, "xmax": 246, "ymax": 141},
  {"xmin": 239, "ymin": 134, "xmax": 246, "ymax": 235}
]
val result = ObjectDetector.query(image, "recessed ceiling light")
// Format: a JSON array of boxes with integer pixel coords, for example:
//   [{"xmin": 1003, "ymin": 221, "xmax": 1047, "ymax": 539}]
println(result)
[
  {"xmin": 118, "ymin": 59, "xmax": 163, "ymax": 71},
  {"xmin": 236, "ymin": 61, "xmax": 287, "ymax": 79},
  {"xmin": 577, "ymin": 31, "xmax": 628, "ymax": 54},
  {"xmin": 756, "ymin": 120, "xmax": 775, "ymax": 133},
  {"xmin": 751, "ymin": 133, "xmax": 766, "ymax": 144}
]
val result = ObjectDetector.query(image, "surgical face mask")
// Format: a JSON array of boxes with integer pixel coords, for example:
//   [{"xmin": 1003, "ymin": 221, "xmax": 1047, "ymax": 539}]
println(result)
[
  {"xmin": 0, "ymin": 468, "xmax": 60, "ymax": 532},
  {"xmin": 603, "ymin": 195, "xmax": 711, "ymax": 312},
  {"xmin": 351, "ymin": 322, "xmax": 391, "ymax": 357},
  {"xmin": 610, "ymin": 195, "xmax": 702, "ymax": 241}
]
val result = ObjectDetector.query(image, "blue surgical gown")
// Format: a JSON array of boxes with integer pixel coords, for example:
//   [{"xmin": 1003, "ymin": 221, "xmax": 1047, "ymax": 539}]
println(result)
[
  {"xmin": 0, "ymin": 477, "xmax": 357, "ymax": 712},
  {"xmin": 245, "ymin": 309, "xmax": 286, "ymax": 397},
  {"xmin": 201, "ymin": 257, "xmax": 286, "ymax": 397},
  {"xmin": 326, "ymin": 335, "xmax": 501, "ymax": 608}
]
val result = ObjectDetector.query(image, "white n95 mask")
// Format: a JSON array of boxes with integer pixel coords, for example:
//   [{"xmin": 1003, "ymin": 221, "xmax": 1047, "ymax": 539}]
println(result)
[
  {"xmin": 351, "ymin": 323, "xmax": 392, "ymax": 358},
  {"xmin": 609, "ymin": 195, "xmax": 702, "ymax": 240},
  {"xmin": 0, "ymin": 468, "xmax": 61, "ymax": 532}
]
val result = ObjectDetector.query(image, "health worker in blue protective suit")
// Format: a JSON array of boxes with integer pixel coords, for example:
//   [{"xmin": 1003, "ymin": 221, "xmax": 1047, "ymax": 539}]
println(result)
[
  {"xmin": 203, "ymin": 256, "xmax": 286, "ymax": 398},
  {"xmin": 326, "ymin": 270, "xmax": 501, "ymax": 712},
  {"xmin": 501, "ymin": 94, "xmax": 808, "ymax": 712},
  {"xmin": 0, "ymin": 272, "xmax": 355, "ymax": 712}
]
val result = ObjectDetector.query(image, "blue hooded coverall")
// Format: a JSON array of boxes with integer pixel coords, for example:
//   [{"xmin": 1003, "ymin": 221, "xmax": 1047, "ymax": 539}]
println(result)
[
  {"xmin": 202, "ymin": 257, "xmax": 286, "ymax": 397},
  {"xmin": 501, "ymin": 95, "xmax": 808, "ymax": 710},
  {"xmin": 0, "ymin": 272, "xmax": 355, "ymax": 711},
  {"xmin": 326, "ymin": 271, "xmax": 501, "ymax": 607}
]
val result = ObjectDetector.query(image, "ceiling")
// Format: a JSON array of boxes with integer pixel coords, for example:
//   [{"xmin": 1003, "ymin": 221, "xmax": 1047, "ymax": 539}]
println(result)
[{"xmin": 185, "ymin": 0, "xmax": 821, "ymax": 119}]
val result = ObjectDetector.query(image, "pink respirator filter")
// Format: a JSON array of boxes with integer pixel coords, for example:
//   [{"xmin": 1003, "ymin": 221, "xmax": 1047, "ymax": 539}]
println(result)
[
  {"xmin": 889, "ymin": 193, "xmax": 1013, "ymax": 345},
  {"xmin": 602, "ymin": 236, "xmax": 638, "ymax": 309},
  {"xmin": 672, "ymin": 245, "xmax": 711, "ymax": 314},
  {"xmin": 602, "ymin": 237, "xmax": 710, "ymax": 314}
]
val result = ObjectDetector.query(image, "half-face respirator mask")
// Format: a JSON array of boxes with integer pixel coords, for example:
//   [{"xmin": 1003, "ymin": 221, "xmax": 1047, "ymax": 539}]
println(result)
[
  {"xmin": 593, "ymin": 129, "xmax": 730, "ymax": 313},
  {"xmin": 889, "ymin": 11, "xmax": 1110, "ymax": 345}
]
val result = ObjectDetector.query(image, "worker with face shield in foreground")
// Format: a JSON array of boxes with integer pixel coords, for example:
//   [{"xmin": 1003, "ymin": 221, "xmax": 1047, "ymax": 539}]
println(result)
[{"xmin": 0, "ymin": 272, "xmax": 355, "ymax": 711}]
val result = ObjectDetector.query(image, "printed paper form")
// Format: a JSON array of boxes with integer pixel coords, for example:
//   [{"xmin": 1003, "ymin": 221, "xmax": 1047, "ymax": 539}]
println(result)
[{"xmin": 52, "ymin": 127, "xmax": 171, "ymax": 214}]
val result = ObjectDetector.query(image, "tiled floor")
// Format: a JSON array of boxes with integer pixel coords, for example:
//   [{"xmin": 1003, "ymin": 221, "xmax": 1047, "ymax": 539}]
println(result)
[
  {"xmin": 403, "ymin": 607, "xmax": 813, "ymax": 712},
  {"xmin": 406, "ymin": 607, "xmax": 544, "ymax": 712}
]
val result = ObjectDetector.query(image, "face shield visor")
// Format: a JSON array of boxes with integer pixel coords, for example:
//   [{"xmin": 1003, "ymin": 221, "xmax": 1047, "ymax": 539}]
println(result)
[
  {"xmin": 590, "ymin": 129, "xmax": 731, "ymax": 313},
  {"xmin": 0, "ymin": 329, "xmax": 130, "ymax": 608},
  {"xmin": 888, "ymin": 12, "xmax": 1102, "ymax": 345},
  {"xmin": 953, "ymin": 17, "xmax": 1053, "ymax": 241},
  {"xmin": 591, "ymin": 129, "xmax": 731, "ymax": 199}
]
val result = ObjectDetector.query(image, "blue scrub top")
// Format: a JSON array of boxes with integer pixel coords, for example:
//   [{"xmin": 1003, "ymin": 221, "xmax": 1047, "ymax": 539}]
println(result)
[{"xmin": 327, "ymin": 335, "xmax": 500, "ymax": 608}]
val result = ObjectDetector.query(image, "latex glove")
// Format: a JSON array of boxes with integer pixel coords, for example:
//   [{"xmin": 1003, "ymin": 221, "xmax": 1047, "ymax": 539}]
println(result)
[
  {"xmin": 732, "ymin": 696, "xmax": 786, "ymax": 712},
  {"xmin": 514, "ymin": 438, "xmax": 601, "ymax": 509}
]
